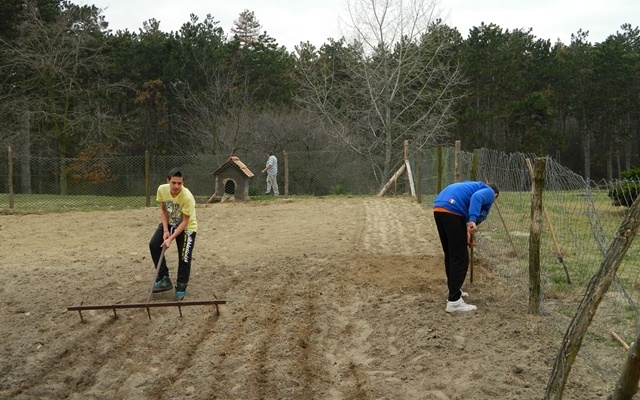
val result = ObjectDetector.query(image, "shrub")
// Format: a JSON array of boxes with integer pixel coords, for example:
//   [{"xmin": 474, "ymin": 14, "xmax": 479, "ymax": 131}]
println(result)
[
  {"xmin": 249, "ymin": 185, "xmax": 261, "ymax": 196},
  {"xmin": 608, "ymin": 180, "xmax": 640, "ymax": 207},
  {"xmin": 331, "ymin": 184, "xmax": 346, "ymax": 195},
  {"xmin": 609, "ymin": 168, "xmax": 640, "ymax": 207},
  {"xmin": 621, "ymin": 167, "xmax": 640, "ymax": 180}
]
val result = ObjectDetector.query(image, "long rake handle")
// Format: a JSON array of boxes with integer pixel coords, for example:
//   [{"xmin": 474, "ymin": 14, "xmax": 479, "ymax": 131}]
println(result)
[
  {"xmin": 146, "ymin": 246, "xmax": 167, "ymax": 304},
  {"xmin": 470, "ymin": 234, "xmax": 475, "ymax": 283},
  {"xmin": 543, "ymin": 204, "xmax": 572, "ymax": 284},
  {"xmin": 482, "ymin": 173, "xmax": 518, "ymax": 259}
]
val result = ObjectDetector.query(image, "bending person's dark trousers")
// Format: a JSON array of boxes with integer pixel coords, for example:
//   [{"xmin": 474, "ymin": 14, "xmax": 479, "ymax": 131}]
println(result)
[
  {"xmin": 149, "ymin": 223, "xmax": 197, "ymax": 285},
  {"xmin": 433, "ymin": 211, "xmax": 469, "ymax": 302}
]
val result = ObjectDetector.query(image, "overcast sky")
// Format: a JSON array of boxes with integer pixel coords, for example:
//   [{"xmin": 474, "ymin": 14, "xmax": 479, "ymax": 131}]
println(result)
[{"xmin": 72, "ymin": 0, "xmax": 639, "ymax": 51}]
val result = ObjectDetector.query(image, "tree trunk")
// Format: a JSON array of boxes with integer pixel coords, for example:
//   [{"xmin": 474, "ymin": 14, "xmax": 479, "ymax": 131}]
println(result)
[
  {"xmin": 583, "ymin": 120, "xmax": 591, "ymax": 181},
  {"xmin": 606, "ymin": 150, "xmax": 613, "ymax": 182},
  {"xmin": 625, "ymin": 138, "xmax": 631, "ymax": 172},
  {"xmin": 19, "ymin": 104, "xmax": 32, "ymax": 194},
  {"xmin": 59, "ymin": 130, "xmax": 67, "ymax": 195},
  {"xmin": 544, "ymin": 195, "xmax": 640, "ymax": 399}
]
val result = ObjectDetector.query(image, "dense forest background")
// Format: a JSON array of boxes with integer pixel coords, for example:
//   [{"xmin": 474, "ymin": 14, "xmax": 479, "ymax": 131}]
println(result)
[{"xmin": 1, "ymin": 0, "xmax": 639, "ymax": 185}]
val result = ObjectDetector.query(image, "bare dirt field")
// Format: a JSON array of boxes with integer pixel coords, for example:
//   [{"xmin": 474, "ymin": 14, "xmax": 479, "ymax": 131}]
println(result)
[{"xmin": 0, "ymin": 196, "xmax": 611, "ymax": 399}]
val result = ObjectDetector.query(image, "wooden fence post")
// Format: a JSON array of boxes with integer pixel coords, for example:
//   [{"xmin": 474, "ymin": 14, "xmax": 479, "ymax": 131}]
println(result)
[
  {"xmin": 471, "ymin": 150, "xmax": 479, "ymax": 181},
  {"xmin": 545, "ymin": 185, "xmax": 640, "ymax": 400},
  {"xmin": 528, "ymin": 157, "xmax": 544, "ymax": 314},
  {"xmin": 525, "ymin": 158, "xmax": 571, "ymax": 284}
]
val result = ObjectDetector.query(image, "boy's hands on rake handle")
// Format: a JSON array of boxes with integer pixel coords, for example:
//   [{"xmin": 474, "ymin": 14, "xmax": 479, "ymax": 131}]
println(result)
[{"xmin": 467, "ymin": 222, "xmax": 478, "ymax": 248}]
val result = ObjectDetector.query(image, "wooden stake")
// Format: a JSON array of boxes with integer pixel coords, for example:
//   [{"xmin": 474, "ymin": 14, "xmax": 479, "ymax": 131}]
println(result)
[
  {"xmin": 405, "ymin": 159, "xmax": 416, "ymax": 197},
  {"xmin": 612, "ymin": 331, "xmax": 630, "ymax": 350}
]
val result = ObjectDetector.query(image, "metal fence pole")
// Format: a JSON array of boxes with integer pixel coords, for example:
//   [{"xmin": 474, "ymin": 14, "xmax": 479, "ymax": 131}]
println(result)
[
  {"xmin": 145, "ymin": 150, "xmax": 150, "ymax": 207},
  {"xmin": 283, "ymin": 150, "xmax": 289, "ymax": 197}
]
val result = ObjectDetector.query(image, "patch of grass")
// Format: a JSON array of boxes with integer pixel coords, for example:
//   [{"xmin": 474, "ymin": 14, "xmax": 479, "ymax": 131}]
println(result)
[
  {"xmin": 331, "ymin": 184, "xmax": 347, "ymax": 195},
  {"xmin": 0, "ymin": 194, "xmax": 148, "ymax": 214}
]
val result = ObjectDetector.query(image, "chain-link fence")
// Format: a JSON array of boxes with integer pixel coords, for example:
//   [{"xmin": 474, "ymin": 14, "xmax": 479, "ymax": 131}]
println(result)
[
  {"xmin": 4, "ymin": 144, "xmax": 640, "ymax": 384},
  {"xmin": 0, "ymin": 150, "xmax": 390, "ymax": 212}
]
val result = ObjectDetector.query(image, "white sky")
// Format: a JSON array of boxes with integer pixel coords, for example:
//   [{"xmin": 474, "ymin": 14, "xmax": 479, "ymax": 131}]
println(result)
[{"xmin": 73, "ymin": 0, "xmax": 639, "ymax": 51}]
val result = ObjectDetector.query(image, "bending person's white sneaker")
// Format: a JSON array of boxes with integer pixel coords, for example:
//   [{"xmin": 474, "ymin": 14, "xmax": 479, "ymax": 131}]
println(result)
[{"xmin": 445, "ymin": 298, "xmax": 477, "ymax": 313}]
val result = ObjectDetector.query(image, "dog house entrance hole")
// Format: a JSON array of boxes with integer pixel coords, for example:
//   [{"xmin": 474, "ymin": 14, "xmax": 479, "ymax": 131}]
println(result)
[{"xmin": 225, "ymin": 179, "xmax": 236, "ymax": 195}]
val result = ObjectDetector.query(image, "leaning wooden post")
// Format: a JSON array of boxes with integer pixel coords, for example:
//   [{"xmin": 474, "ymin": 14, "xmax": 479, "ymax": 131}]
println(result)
[
  {"xmin": 403, "ymin": 140, "xmax": 410, "ymax": 195},
  {"xmin": 283, "ymin": 150, "xmax": 289, "ymax": 197},
  {"xmin": 403, "ymin": 141, "xmax": 416, "ymax": 197},
  {"xmin": 377, "ymin": 164, "xmax": 407, "ymax": 197},
  {"xmin": 545, "ymin": 190, "xmax": 640, "ymax": 400},
  {"xmin": 529, "ymin": 157, "xmax": 544, "ymax": 314},
  {"xmin": 8, "ymin": 146, "xmax": 14, "ymax": 210},
  {"xmin": 454, "ymin": 140, "xmax": 461, "ymax": 182},
  {"xmin": 493, "ymin": 199, "xmax": 519, "ymax": 258}
]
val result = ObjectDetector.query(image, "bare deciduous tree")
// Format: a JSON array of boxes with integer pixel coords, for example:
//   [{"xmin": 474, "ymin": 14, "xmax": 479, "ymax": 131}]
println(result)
[
  {"xmin": 295, "ymin": 0, "xmax": 465, "ymax": 184},
  {"xmin": 0, "ymin": 1, "xmax": 113, "ymax": 194}
]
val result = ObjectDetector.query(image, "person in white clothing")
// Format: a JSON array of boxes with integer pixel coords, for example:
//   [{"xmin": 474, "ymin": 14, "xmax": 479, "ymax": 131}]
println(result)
[{"xmin": 261, "ymin": 151, "xmax": 279, "ymax": 195}]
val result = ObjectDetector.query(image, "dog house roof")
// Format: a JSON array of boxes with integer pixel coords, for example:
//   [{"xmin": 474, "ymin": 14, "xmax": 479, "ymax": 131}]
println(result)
[{"xmin": 212, "ymin": 156, "xmax": 254, "ymax": 178}]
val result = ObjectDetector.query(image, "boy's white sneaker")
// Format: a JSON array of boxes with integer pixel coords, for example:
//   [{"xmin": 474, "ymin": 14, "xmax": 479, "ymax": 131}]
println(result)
[{"xmin": 446, "ymin": 298, "xmax": 477, "ymax": 313}]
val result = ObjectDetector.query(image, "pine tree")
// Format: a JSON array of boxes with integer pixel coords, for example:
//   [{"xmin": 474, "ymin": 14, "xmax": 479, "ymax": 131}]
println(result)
[{"xmin": 230, "ymin": 9, "xmax": 261, "ymax": 47}]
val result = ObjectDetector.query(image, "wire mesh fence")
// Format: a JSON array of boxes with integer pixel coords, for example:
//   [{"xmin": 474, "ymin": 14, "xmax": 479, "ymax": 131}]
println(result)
[
  {"xmin": 3, "ymin": 145, "xmax": 640, "ymax": 382},
  {"xmin": 0, "ymin": 149, "xmax": 392, "ymax": 212},
  {"xmin": 413, "ymin": 147, "xmax": 639, "ymax": 382}
]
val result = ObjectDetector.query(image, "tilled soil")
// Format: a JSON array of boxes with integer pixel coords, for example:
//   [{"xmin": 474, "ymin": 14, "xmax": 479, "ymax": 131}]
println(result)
[{"xmin": 0, "ymin": 196, "xmax": 609, "ymax": 399}]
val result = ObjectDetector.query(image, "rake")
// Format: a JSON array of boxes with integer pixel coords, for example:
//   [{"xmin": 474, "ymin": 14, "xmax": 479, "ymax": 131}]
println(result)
[{"xmin": 68, "ymin": 246, "xmax": 226, "ymax": 321}]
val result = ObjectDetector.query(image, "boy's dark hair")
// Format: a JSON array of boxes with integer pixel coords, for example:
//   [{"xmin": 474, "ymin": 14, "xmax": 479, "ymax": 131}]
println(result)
[
  {"xmin": 167, "ymin": 168, "xmax": 185, "ymax": 180},
  {"xmin": 487, "ymin": 183, "xmax": 499, "ymax": 195}
]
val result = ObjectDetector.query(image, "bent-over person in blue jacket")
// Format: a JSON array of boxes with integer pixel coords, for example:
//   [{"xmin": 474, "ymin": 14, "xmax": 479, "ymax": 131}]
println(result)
[{"xmin": 433, "ymin": 181, "xmax": 499, "ymax": 312}]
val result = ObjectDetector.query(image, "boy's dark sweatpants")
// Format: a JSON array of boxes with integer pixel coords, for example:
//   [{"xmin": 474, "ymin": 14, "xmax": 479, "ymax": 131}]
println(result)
[
  {"xmin": 149, "ymin": 223, "xmax": 197, "ymax": 285},
  {"xmin": 433, "ymin": 211, "xmax": 469, "ymax": 302}
]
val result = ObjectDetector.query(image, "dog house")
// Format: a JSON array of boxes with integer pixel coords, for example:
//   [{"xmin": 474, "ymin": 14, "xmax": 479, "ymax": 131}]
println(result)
[{"xmin": 209, "ymin": 156, "xmax": 254, "ymax": 202}]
